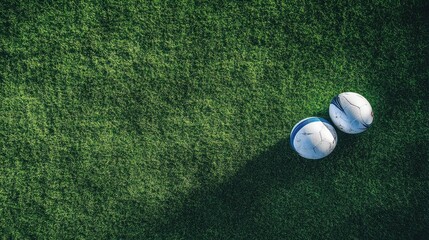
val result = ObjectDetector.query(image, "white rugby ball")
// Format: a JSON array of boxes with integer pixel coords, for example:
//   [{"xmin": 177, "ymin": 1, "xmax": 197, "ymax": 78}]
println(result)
[
  {"xmin": 329, "ymin": 92, "xmax": 374, "ymax": 134},
  {"xmin": 290, "ymin": 117, "xmax": 337, "ymax": 160}
]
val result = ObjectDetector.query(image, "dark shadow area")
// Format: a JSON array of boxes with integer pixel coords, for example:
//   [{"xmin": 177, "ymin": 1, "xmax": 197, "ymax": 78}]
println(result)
[
  {"xmin": 403, "ymin": 140, "xmax": 429, "ymax": 181},
  {"xmin": 134, "ymin": 109, "xmax": 372, "ymax": 239},
  {"xmin": 147, "ymin": 138, "xmax": 334, "ymax": 239},
  {"xmin": 402, "ymin": 1, "xmax": 429, "ymax": 27},
  {"xmin": 331, "ymin": 206, "xmax": 429, "ymax": 240}
]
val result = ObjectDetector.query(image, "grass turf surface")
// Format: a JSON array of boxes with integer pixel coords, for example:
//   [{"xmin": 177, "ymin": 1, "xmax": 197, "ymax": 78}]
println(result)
[{"xmin": 1, "ymin": 0, "xmax": 428, "ymax": 239}]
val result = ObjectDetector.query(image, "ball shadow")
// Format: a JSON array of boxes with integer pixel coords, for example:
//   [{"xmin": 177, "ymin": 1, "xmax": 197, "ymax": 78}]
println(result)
[
  {"xmin": 330, "ymin": 206, "xmax": 429, "ymax": 239},
  {"xmin": 147, "ymin": 112, "xmax": 369, "ymax": 239},
  {"xmin": 150, "ymin": 138, "xmax": 328, "ymax": 239}
]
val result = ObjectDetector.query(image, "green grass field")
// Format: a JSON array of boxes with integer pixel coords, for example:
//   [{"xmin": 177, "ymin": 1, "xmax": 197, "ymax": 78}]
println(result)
[{"xmin": 1, "ymin": 0, "xmax": 428, "ymax": 239}]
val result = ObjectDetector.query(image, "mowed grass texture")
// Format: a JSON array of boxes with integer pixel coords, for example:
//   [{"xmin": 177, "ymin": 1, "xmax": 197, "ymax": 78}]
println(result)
[{"xmin": 0, "ymin": 0, "xmax": 428, "ymax": 239}]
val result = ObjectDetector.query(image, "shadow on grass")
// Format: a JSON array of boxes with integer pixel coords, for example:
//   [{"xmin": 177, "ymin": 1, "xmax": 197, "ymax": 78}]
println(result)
[
  {"xmin": 141, "ymin": 111, "xmax": 362, "ymax": 239},
  {"xmin": 332, "ymin": 205, "xmax": 429, "ymax": 239},
  {"xmin": 149, "ymin": 138, "xmax": 332, "ymax": 239}
]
